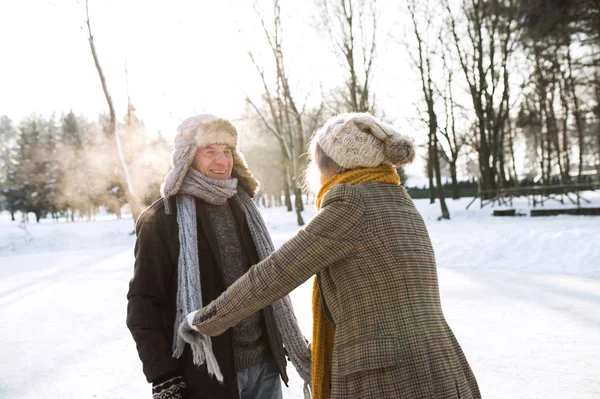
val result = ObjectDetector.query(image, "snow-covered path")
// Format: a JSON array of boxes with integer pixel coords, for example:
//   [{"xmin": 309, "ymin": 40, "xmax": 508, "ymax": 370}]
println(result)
[
  {"xmin": 0, "ymin": 246, "xmax": 140, "ymax": 398},
  {"xmin": 439, "ymin": 268, "xmax": 600, "ymax": 398},
  {"xmin": 1, "ymin": 195, "xmax": 599, "ymax": 398}
]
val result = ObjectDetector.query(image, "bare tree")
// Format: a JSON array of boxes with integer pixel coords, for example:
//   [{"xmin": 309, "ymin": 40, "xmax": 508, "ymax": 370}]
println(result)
[
  {"xmin": 444, "ymin": 0, "xmax": 520, "ymax": 198},
  {"xmin": 318, "ymin": 0, "xmax": 377, "ymax": 113},
  {"xmin": 408, "ymin": 0, "xmax": 450, "ymax": 219},
  {"xmin": 519, "ymin": 0, "xmax": 600, "ymax": 187},
  {"xmin": 595, "ymin": 68, "xmax": 600, "ymax": 177},
  {"xmin": 565, "ymin": 42, "xmax": 585, "ymax": 183},
  {"xmin": 439, "ymin": 35, "xmax": 466, "ymax": 199},
  {"xmin": 244, "ymin": 0, "xmax": 324, "ymax": 225},
  {"xmin": 85, "ymin": 0, "xmax": 140, "ymax": 222},
  {"xmin": 0, "ymin": 116, "xmax": 17, "ymax": 220}
]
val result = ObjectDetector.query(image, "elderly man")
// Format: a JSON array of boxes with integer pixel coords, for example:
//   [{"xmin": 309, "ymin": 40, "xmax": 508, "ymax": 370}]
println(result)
[{"xmin": 126, "ymin": 115, "xmax": 311, "ymax": 399}]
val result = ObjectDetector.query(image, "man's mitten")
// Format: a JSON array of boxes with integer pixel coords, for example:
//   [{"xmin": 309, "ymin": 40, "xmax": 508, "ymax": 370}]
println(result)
[{"xmin": 152, "ymin": 375, "xmax": 187, "ymax": 399}]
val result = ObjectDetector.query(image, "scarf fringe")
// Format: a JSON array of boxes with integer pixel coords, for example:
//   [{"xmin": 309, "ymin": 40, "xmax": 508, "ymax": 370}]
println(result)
[
  {"xmin": 173, "ymin": 312, "xmax": 185, "ymax": 359},
  {"xmin": 304, "ymin": 381, "xmax": 312, "ymax": 399},
  {"xmin": 194, "ymin": 335, "xmax": 224, "ymax": 382},
  {"xmin": 176, "ymin": 317, "xmax": 224, "ymax": 383}
]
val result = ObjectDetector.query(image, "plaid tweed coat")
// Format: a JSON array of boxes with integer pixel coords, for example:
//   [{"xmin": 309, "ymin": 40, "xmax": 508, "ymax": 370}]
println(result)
[{"xmin": 193, "ymin": 182, "xmax": 481, "ymax": 398}]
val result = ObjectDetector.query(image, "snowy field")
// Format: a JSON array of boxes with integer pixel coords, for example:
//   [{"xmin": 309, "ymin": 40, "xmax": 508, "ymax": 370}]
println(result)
[{"xmin": 1, "ymin": 192, "xmax": 599, "ymax": 398}]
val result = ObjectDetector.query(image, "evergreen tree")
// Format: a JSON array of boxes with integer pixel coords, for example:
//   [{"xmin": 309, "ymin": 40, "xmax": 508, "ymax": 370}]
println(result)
[
  {"xmin": 8, "ymin": 115, "xmax": 56, "ymax": 222},
  {"xmin": 0, "ymin": 116, "xmax": 18, "ymax": 218}
]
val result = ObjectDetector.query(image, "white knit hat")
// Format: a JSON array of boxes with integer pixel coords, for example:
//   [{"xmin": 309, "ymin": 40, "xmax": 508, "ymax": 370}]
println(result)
[
  {"xmin": 160, "ymin": 114, "xmax": 259, "ymax": 213},
  {"xmin": 312, "ymin": 113, "xmax": 415, "ymax": 169}
]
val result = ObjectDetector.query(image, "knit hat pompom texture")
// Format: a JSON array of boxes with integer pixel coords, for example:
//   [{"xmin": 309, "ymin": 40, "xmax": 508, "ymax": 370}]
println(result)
[
  {"xmin": 314, "ymin": 113, "xmax": 415, "ymax": 169},
  {"xmin": 161, "ymin": 114, "xmax": 259, "ymax": 204}
]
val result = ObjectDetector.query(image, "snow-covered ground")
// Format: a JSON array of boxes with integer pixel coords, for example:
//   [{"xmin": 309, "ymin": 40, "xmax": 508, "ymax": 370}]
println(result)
[{"xmin": 1, "ymin": 192, "xmax": 599, "ymax": 398}]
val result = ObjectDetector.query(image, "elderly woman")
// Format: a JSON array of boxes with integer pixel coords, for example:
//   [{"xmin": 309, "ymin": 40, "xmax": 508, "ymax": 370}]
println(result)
[{"xmin": 183, "ymin": 113, "xmax": 481, "ymax": 398}]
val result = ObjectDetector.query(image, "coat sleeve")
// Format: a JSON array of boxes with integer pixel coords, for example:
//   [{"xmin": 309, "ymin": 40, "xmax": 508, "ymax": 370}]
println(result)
[
  {"xmin": 191, "ymin": 184, "xmax": 365, "ymax": 337},
  {"xmin": 126, "ymin": 207, "xmax": 179, "ymax": 383}
]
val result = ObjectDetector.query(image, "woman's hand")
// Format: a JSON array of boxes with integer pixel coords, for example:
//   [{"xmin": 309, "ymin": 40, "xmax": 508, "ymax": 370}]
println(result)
[
  {"xmin": 178, "ymin": 312, "xmax": 200, "ymax": 344},
  {"xmin": 183, "ymin": 304, "xmax": 228, "ymax": 337}
]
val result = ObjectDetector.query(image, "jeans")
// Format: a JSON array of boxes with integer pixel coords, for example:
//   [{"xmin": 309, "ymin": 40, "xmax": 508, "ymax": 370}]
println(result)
[{"xmin": 237, "ymin": 361, "xmax": 282, "ymax": 399}]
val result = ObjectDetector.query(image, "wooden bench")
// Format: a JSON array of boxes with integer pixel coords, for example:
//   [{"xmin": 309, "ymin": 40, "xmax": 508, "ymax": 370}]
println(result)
[
  {"xmin": 531, "ymin": 208, "xmax": 600, "ymax": 216},
  {"xmin": 493, "ymin": 209, "xmax": 516, "ymax": 216}
]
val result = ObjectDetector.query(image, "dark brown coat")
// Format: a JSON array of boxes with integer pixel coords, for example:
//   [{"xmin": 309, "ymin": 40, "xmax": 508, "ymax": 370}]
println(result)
[
  {"xmin": 126, "ymin": 196, "xmax": 287, "ymax": 399},
  {"xmin": 192, "ymin": 183, "xmax": 481, "ymax": 398}
]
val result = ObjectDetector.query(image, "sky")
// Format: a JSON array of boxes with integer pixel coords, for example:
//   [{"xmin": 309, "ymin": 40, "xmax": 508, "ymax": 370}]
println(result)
[{"xmin": 0, "ymin": 0, "xmax": 436, "ymax": 176}]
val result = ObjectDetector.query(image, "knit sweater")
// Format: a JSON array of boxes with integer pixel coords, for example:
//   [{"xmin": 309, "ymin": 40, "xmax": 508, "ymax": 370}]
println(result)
[{"xmin": 205, "ymin": 202, "xmax": 271, "ymax": 371}]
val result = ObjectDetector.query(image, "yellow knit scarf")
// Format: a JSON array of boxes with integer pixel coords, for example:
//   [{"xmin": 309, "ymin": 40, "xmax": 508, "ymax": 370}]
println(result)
[{"xmin": 311, "ymin": 165, "xmax": 400, "ymax": 399}]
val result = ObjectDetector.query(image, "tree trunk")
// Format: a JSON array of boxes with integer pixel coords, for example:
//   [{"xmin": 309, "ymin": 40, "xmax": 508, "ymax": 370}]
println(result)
[
  {"xmin": 283, "ymin": 168, "xmax": 292, "ymax": 212},
  {"xmin": 547, "ymin": 88, "xmax": 566, "ymax": 184},
  {"xmin": 480, "ymin": 145, "xmax": 496, "ymax": 197},
  {"xmin": 294, "ymin": 186, "xmax": 305, "ymax": 226},
  {"xmin": 86, "ymin": 0, "xmax": 140, "ymax": 223},
  {"xmin": 546, "ymin": 126, "xmax": 552, "ymax": 183},
  {"xmin": 574, "ymin": 104, "xmax": 584, "ymax": 184},
  {"xmin": 539, "ymin": 89, "xmax": 553, "ymax": 184},
  {"xmin": 596, "ymin": 71, "xmax": 600, "ymax": 178},
  {"xmin": 450, "ymin": 160, "xmax": 460, "ymax": 199},
  {"xmin": 294, "ymin": 182, "xmax": 304, "ymax": 212},
  {"xmin": 429, "ymin": 93, "xmax": 449, "ymax": 218},
  {"xmin": 559, "ymin": 78, "xmax": 571, "ymax": 182},
  {"xmin": 539, "ymin": 120, "xmax": 546, "ymax": 184},
  {"xmin": 433, "ymin": 138, "xmax": 450, "ymax": 220},
  {"xmin": 535, "ymin": 72, "xmax": 547, "ymax": 183},
  {"xmin": 566, "ymin": 44, "xmax": 585, "ymax": 183},
  {"xmin": 498, "ymin": 130, "xmax": 508, "ymax": 188},
  {"xmin": 597, "ymin": 124, "xmax": 600, "ymax": 178},
  {"xmin": 507, "ymin": 119, "xmax": 519, "ymax": 188},
  {"xmin": 427, "ymin": 140, "xmax": 435, "ymax": 204},
  {"xmin": 477, "ymin": 112, "xmax": 496, "ymax": 197}
]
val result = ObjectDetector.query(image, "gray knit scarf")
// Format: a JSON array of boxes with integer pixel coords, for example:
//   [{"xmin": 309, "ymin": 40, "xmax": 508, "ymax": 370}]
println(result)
[{"xmin": 173, "ymin": 169, "xmax": 312, "ymax": 394}]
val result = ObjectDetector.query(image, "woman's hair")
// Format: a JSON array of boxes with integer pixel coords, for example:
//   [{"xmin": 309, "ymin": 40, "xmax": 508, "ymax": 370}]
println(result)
[
  {"xmin": 304, "ymin": 142, "xmax": 348, "ymax": 193},
  {"xmin": 314, "ymin": 143, "xmax": 347, "ymax": 175}
]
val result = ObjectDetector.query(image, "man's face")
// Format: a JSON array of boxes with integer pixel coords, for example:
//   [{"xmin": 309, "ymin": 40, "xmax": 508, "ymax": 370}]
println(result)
[{"xmin": 193, "ymin": 144, "xmax": 234, "ymax": 180}]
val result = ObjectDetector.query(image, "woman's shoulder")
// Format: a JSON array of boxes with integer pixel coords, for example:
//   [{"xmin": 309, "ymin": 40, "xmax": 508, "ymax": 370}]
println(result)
[
  {"xmin": 349, "ymin": 183, "xmax": 416, "ymax": 213},
  {"xmin": 308, "ymin": 185, "xmax": 366, "ymax": 239}
]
